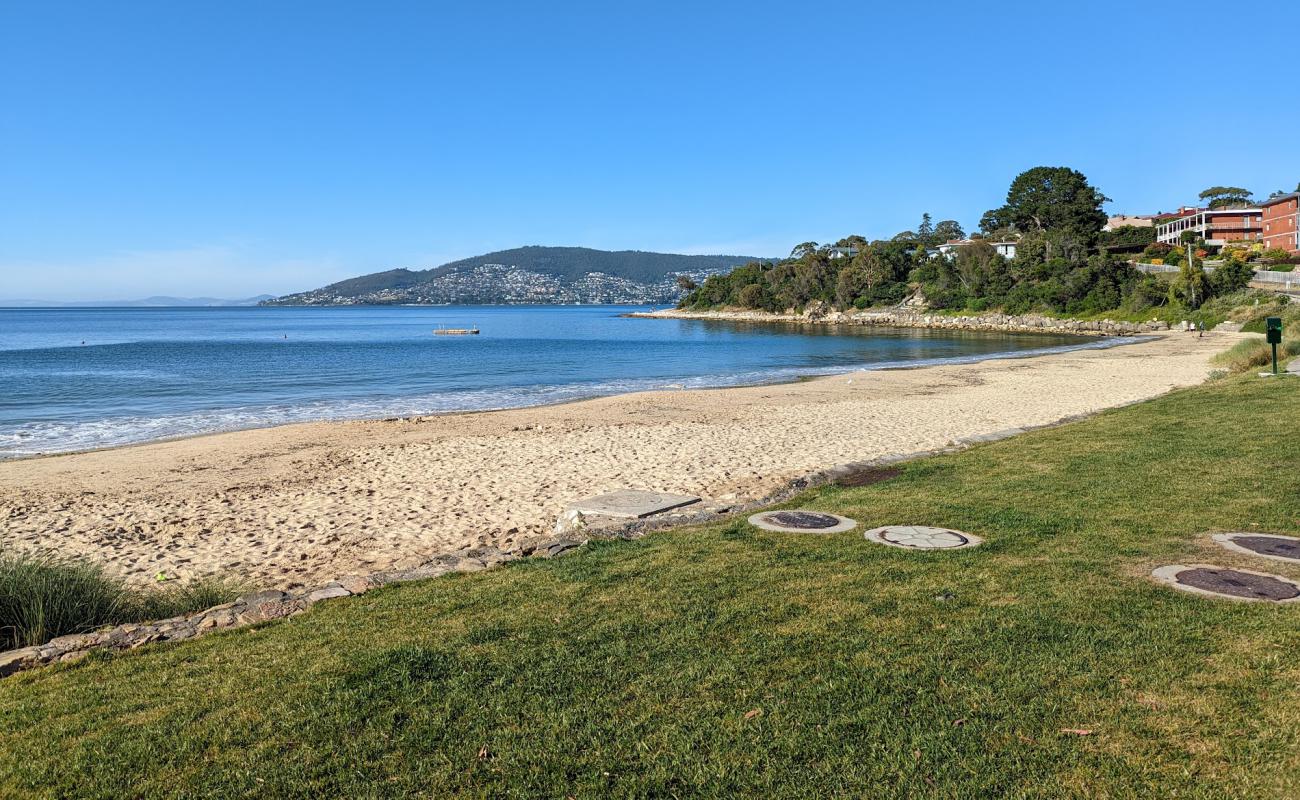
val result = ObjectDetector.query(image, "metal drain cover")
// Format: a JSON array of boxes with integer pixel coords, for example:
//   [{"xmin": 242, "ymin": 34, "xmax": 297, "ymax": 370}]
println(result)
[
  {"xmin": 864, "ymin": 525, "xmax": 983, "ymax": 550},
  {"xmin": 748, "ymin": 510, "xmax": 857, "ymax": 534},
  {"xmin": 1213, "ymin": 532, "xmax": 1300, "ymax": 563},
  {"xmin": 1152, "ymin": 564, "xmax": 1300, "ymax": 603}
]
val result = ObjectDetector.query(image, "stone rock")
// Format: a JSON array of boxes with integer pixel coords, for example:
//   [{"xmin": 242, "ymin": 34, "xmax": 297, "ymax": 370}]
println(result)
[
  {"xmin": 803, "ymin": 300, "xmax": 832, "ymax": 321},
  {"xmin": 43, "ymin": 633, "xmax": 101, "ymax": 654},
  {"xmin": 536, "ymin": 539, "xmax": 582, "ymax": 559},
  {"xmin": 197, "ymin": 610, "xmax": 237, "ymax": 630},
  {"xmin": 555, "ymin": 508, "xmax": 588, "ymax": 535},
  {"xmin": 159, "ymin": 623, "xmax": 198, "ymax": 641},
  {"xmin": 237, "ymin": 589, "xmax": 290, "ymax": 607},
  {"xmin": 129, "ymin": 632, "xmax": 165, "ymax": 649},
  {"xmin": 335, "ymin": 576, "xmax": 372, "ymax": 595},
  {"xmin": 306, "ymin": 586, "xmax": 352, "ymax": 603}
]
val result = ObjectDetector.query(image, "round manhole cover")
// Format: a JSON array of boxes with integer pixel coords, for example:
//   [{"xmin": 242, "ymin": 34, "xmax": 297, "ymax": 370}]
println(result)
[
  {"xmin": 767, "ymin": 511, "xmax": 840, "ymax": 529},
  {"xmin": 1153, "ymin": 564, "xmax": 1300, "ymax": 602},
  {"xmin": 1213, "ymin": 532, "xmax": 1300, "ymax": 563},
  {"xmin": 864, "ymin": 525, "xmax": 982, "ymax": 550},
  {"xmin": 748, "ymin": 510, "xmax": 857, "ymax": 534}
]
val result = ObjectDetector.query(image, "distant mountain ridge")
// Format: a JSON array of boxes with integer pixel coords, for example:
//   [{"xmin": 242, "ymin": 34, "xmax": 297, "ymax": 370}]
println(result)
[
  {"xmin": 264, "ymin": 246, "xmax": 763, "ymax": 306},
  {"xmin": 4, "ymin": 295, "xmax": 275, "ymax": 308}
]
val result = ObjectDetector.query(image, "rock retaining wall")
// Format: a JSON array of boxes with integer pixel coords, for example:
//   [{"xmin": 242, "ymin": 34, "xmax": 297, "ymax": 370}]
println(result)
[{"xmin": 634, "ymin": 306, "xmax": 1170, "ymax": 336}]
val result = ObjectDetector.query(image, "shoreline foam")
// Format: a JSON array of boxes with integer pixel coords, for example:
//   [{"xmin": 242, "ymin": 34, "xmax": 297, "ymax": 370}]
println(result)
[{"xmin": 1, "ymin": 330, "xmax": 1133, "ymax": 462}]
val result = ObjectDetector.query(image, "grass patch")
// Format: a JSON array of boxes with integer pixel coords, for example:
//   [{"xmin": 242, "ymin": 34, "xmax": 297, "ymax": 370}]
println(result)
[
  {"xmin": 0, "ymin": 552, "xmax": 243, "ymax": 649},
  {"xmin": 0, "ymin": 376, "xmax": 1298, "ymax": 797}
]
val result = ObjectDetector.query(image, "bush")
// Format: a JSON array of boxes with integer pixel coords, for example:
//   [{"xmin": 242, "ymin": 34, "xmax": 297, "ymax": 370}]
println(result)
[{"xmin": 0, "ymin": 550, "xmax": 243, "ymax": 649}]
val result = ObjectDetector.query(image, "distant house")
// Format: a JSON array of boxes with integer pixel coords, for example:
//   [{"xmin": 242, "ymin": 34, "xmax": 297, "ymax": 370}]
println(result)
[
  {"xmin": 1102, "ymin": 215, "xmax": 1157, "ymax": 231},
  {"xmin": 1155, "ymin": 208, "xmax": 1263, "ymax": 246},
  {"xmin": 826, "ymin": 246, "xmax": 860, "ymax": 259},
  {"xmin": 1261, "ymin": 193, "xmax": 1300, "ymax": 254},
  {"xmin": 934, "ymin": 239, "xmax": 1017, "ymax": 260}
]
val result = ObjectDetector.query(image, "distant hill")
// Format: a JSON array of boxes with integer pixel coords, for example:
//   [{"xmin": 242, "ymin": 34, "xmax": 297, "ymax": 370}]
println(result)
[
  {"xmin": 4, "ymin": 295, "xmax": 276, "ymax": 308},
  {"xmin": 264, "ymin": 247, "xmax": 764, "ymax": 306}
]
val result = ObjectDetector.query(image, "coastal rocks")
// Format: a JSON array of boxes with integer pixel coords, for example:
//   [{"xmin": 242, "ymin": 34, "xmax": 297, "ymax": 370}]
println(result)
[
  {"xmin": 641, "ymin": 308, "xmax": 1171, "ymax": 337},
  {"xmin": 803, "ymin": 300, "xmax": 834, "ymax": 321},
  {"xmin": 0, "ymin": 534, "xmax": 587, "ymax": 678}
]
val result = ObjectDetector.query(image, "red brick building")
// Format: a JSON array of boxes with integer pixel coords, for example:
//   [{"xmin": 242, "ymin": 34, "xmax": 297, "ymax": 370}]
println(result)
[
  {"xmin": 1155, "ymin": 207, "xmax": 1263, "ymax": 246},
  {"xmin": 1262, "ymin": 193, "xmax": 1300, "ymax": 254}
]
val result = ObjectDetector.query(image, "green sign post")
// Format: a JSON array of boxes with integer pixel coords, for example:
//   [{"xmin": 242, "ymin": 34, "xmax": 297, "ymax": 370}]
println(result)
[{"xmin": 1266, "ymin": 317, "xmax": 1282, "ymax": 375}]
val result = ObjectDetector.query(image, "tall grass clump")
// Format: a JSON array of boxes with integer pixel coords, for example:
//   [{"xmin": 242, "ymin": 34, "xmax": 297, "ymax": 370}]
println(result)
[
  {"xmin": 1212, "ymin": 335, "xmax": 1300, "ymax": 373},
  {"xmin": 136, "ymin": 576, "xmax": 248, "ymax": 621},
  {"xmin": 0, "ymin": 550, "xmax": 243, "ymax": 650}
]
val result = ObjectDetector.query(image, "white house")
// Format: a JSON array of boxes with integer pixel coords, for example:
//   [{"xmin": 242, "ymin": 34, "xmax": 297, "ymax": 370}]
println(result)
[{"xmin": 934, "ymin": 239, "xmax": 1017, "ymax": 260}]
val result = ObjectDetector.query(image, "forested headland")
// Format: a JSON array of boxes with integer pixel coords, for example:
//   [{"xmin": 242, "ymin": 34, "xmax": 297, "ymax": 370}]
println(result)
[{"xmin": 680, "ymin": 167, "xmax": 1255, "ymax": 318}]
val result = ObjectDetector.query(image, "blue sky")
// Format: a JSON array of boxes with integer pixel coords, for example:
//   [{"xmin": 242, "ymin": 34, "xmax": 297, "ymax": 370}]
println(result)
[{"xmin": 3, "ymin": 1, "xmax": 1298, "ymax": 301}]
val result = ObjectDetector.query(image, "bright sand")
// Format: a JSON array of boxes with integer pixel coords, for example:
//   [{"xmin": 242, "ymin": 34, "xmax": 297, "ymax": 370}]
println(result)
[{"xmin": 0, "ymin": 331, "xmax": 1235, "ymax": 588}]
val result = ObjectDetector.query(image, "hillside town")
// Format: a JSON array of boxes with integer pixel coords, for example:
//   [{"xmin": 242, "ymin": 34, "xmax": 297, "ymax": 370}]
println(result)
[{"xmin": 266, "ymin": 262, "xmax": 728, "ymax": 306}]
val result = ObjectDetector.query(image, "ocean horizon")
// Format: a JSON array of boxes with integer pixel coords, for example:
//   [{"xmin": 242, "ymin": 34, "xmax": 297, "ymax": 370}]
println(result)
[{"xmin": 0, "ymin": 305, "xmax": 1123, "ymax": 459}]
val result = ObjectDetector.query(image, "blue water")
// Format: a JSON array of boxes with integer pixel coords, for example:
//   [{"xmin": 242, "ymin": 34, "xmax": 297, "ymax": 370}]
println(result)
[{"xmin": 0, "ymin": 306, "xmax": 1119, "ymax": 459}]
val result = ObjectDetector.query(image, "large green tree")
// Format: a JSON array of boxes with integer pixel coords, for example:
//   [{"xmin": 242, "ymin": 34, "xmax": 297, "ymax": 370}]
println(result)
[
  {"xmin": 932, "ymin": 219, "xmax": 965, "ymax": 243},
  {"xmin": 980, "ymin": 167, "xmax": 1110, "ymax": 243},
  {"xmin": 1198, "ymin": 186, "xmax": 1253, "ymax": 210}
]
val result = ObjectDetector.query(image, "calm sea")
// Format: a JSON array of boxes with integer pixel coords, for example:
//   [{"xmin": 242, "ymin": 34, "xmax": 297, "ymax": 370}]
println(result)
[{"xmin": 0, "ymin": 306, "xmax": 1116, "ymax": 459}]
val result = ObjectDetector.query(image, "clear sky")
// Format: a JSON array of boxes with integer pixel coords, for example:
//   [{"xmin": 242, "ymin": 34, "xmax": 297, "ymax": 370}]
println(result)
[{"xmin": 3, "ymin": 1, "xmax": 1298, "ymax": 301}]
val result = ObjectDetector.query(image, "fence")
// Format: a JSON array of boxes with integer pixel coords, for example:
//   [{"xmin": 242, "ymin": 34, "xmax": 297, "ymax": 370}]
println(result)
[
  {"xmin": 1250, "ymin": 269, "xmax": 1300, "ymax": 291},
  {"xmin": 1135, "ymin": 262, "xmax": 1298, "ymax": 289}
]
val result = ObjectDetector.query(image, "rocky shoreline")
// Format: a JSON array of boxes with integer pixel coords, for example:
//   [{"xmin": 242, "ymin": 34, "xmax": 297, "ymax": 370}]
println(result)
[{"xmin": 634, "ymin": 304, "xmax": 1170, "ymax": 336}]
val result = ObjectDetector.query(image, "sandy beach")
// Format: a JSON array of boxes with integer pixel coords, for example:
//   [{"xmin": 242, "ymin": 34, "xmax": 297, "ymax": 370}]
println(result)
[{"xmin": 0, "ymin": 331, "xmax": 1235, "ymax": 589}]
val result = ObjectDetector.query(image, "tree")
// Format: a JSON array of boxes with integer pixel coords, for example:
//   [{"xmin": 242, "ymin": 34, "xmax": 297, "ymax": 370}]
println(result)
[
  {"xmin": 1171, "ymin": 248, "xmax": 1207, "ymax": 309},
  {"xmin": 737, "ymin": 283, "xmax": 765, "ymax": 309},
  {"xmin": 675, "ymin": 275, "xmax": 697, "ymax": 292},
  {"xmin": 1199, "ymin": 186, "xmax": 1253, "ymax": 209},
  {"xmin": 789, "ymin": 242, "xmax": 819, "ymax": 259},
  {"xmin": 1210, "ymin": 258, "xmax": 1253, "ymax": 296},
  {"xmin": 932, "ymin": 219, "xmax": 965, "ymax": 243},
  {"xmin": 981, "ymin": 167, "xmax": 1110, "ymax": 243},
  {"xmin": 917, "ymin": 213, "xmax": 934, "ymax": 244},
  {"xmin": 834, "ymin": 251, "xmax": 889, "ymax": 308},
  {"xmin": 951, "ymin": 240, "xmax": 1007, "ymax": 296}
]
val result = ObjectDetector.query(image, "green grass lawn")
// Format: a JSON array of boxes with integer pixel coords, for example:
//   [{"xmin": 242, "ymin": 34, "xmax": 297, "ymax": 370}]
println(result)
[{"xmin": 2, "ymin": 375, "xmax": 1299, "ymax": 798}]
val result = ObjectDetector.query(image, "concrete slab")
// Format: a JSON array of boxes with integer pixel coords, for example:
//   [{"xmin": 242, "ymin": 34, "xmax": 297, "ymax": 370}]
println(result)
[{"xmin": 568, "ymin": 489, "xmax": 700, "ymax": 519}]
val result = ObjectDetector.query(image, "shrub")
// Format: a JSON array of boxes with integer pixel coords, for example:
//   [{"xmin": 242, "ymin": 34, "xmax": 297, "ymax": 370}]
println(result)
[{"xmin": 0, "ymin": 550, "xmax": 243, "ymax": 649}]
